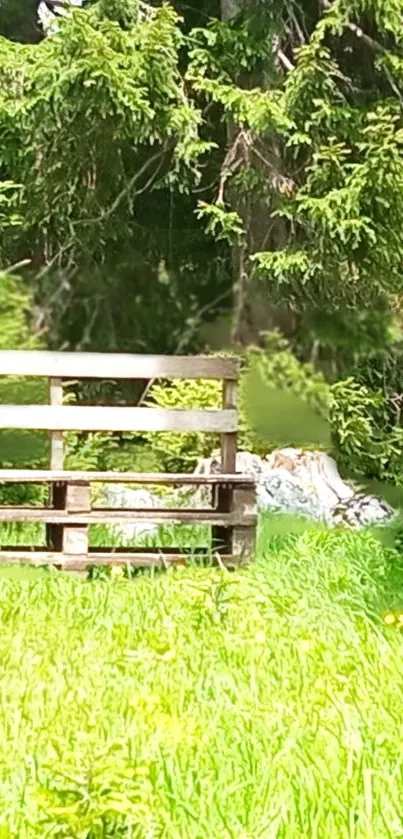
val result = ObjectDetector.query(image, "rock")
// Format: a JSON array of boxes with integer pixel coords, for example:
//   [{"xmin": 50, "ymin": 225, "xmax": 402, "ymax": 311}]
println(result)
[
  {"xmin": 259, "ymin": 448, "xmax": 353, "ymax": 522},
  {"xmin": 194, "ymin": 450, "xmax": 264, "ymax": 481},
  {"xmin": 193, "ymin": 448, "xmax": 396, "ymax": 529},
  {"xmin": 331, "ymin": 493, "xmax": 394, "ymax": 529},
  {"xmin": 102, "ymin": 485, "xmax": 161, "ymax": 541},
  {"xmin": 38, "ymin": 0, "xmax": 84, "ymax": 33}
]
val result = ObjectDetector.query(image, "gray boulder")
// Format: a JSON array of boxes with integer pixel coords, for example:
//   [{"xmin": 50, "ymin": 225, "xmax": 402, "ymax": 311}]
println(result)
[{"xmin": 194, "ymin": 448, "xmax": 395, "ymax": 529}]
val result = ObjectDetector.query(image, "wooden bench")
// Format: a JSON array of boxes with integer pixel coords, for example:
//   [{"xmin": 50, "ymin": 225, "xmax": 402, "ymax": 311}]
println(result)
[{"xmin": 0, "ymin": 351, "xmax": 257, "ymax": 571}]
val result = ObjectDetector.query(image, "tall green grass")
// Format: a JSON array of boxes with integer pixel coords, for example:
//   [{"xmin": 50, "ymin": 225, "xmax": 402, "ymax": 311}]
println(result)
[{"xmin": 1, "ymin": 520, "xmax": 403, "ymax": 836}]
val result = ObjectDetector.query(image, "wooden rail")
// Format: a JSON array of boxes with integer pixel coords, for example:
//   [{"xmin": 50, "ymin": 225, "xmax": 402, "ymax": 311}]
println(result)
[
  {"xmin": 0, "ymin": 470, "xmax": 254, "ymax": 484},
  {"xmin": 0, "ymin": 351, "xmax": 238, "ymax": 380},
  {"xmin": 0, "ymin": 351, "xmax": 257, "ymax": 570},
  {"xmin": 0, "ymin": 405, "xmax": 237, "ymax": 432}
]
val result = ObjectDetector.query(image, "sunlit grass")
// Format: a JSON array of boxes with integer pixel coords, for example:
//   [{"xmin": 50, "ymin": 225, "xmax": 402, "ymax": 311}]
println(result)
[{"xmin": 1, "ymin": 519, "xmax": 403, "ymax": 836}]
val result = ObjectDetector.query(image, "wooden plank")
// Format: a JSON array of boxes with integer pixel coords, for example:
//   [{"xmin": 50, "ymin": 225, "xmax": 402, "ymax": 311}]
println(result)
[
  {"xmin": 0, "ymin": 351, "xmax": 239, "ymax": 380},
  {"xmin": 221, "ymin": 379, "xmax": 237, "ymax": 473},
  {"xmin": 0, "ymin": 550, "xmax": 240, "ymax": 570},
  {"xmin": 0, "ymin": 405, "xmax": 237, "ymax": 433},
  {"xmin": 0, "ymin": 469, "xmax": 255, "ymax": 485},
  {"xmin": 0, "ymin": 470, "xmax": 254, "ymax": 484},
  {"xmin": 62, "ymin": 482, "xmax": 91, "ymax": 558},
  {"xmin": 232, "ymin": 485, "xmax": 258, "ymax": 517},
  {"xmin": 49, "ymin": 378, "xmax": 64, "ymax": 469},
  {"xmin": 63, "ymin": 527, "xmax": 88, "ymax": 555},
  {"xmin": 0, "ymin": 507, "xmax": 255, "ymax": 526},
  {"xmin": 232, "ymin": 527, "xmax": 256, "ymax": 564},
  {"xmin": 232, "ymin": 485, "xmax": 257, "ymax": 563},
  {"xmin": 65, "ymin": 482, "xmax": 91, "ymax": 512},
  {"xmin": 213, "ymin": 378, "xmax": 238, "ymax": 555},
  {"xmin": 48, "ymin": 377, "xmax": 64, "ymax": 552}
]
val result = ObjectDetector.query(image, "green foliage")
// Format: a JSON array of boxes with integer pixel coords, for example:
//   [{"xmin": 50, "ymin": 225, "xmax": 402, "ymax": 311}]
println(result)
[
  {"xmin": 2, "ymin": 526, "xmax": 403, "ymax": 835},
  {"xmin": 0, "ymin": 3, "xmax": 223, "ymax": 355},
  {"xmin": 331, "ymin": 378, "xmax": 403, "ymax": 485},
  {"xmin": 261, "ymin": 104, "xmax": 403, "ymax": 308},
  {"xmin": 245, "ymin": 333, "xmax": 331, "ymax": 418},
  {"xmin": 0, "ymin": 271, "xmax": 36, "ymax": 351},
  {"xmin": 196, "ymin": 201, "xmax": 245, "ymax": 245},
  {"xmin": 0, "ymin": 3, "xmax": 202, "ymax": 208},
  {"xmin": 0, "ymin": 181, "xmax": 21, "ymax": 241},
  {"xmin": 189, "ymin": 0, "xmax": 403, "ymax": 317},
  {"xmin": 95, "ymin": 0, "xmax": 139, "ymax": 28},
  {"xmin": 143, "ymin": 332, "xmax": 403, "ymax": 490},
  {"xmin": 293, "ymin": 299, "xmax": 402, "ymax": 383},
  {"xmin": 144, "ymin": 376, "xmax": 222, "ymax": 471},
  {"xmin": 0, "ymin": 178, "xmax": 49, "ymax": 495},
  {"xmin": 144, "ymin": 335, "xmax": 332, "ymax": 470},
  {"xmin": 239, "ymin": 333, "xmax": 331, "ymax": 453},
  {"xmin": 2, "ymin": 0, "xmax": 403, "ymax": 503}
]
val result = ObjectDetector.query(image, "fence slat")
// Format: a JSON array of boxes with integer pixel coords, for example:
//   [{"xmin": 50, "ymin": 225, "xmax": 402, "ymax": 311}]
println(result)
[
  {"xmin": 0, "ymin": 405, "xmax": 237, "ymax": 433},
  {"xmin": 0, "ymin": 469, "xmax": 254, "ymax": 484},
  {"xmin": 0, "ymin": 351, "xmax": 239, "ymax": 380},
  {"xmin": 0, "ymin": 507, "xmax": 254, "ymax": 526}
]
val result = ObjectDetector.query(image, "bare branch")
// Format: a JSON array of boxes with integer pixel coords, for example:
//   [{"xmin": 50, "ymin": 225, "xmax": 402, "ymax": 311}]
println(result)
[
  {"xmin": 277, "ymin": 49, "xmax": 295, "ymax": 72},
  {"xmin": 216, "ymin": 129, "xmax": 253, "ymax": 204},
  {"xmin": 272, "ymin": 36, "xmax": 295, "ymax": 72},
  {"xmin": 74, "ymin": 140, "xmax": 176, "ymax": 227}
]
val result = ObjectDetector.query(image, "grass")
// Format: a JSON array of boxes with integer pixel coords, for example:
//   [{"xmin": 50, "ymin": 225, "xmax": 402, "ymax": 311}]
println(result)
[{"xmin": 1, "ymin": 518, "xmax": 403, "ymax": 836}]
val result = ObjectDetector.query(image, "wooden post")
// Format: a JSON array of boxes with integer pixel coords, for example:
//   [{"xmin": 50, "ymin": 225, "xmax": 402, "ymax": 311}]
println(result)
[
  {"xmin": 62, "ymin": 482, "xmax": 90, "ymax": 562},
  {"xmin": 212, "ymin": 377, "xmax": 237, "ymax": 556},
  {"xmin": 47, "ymin": 377, "xmax": 64, "ymax": 553},
  {"xmin": 231, "ymin": 484, "xmax": 257, "ymax": 565}
]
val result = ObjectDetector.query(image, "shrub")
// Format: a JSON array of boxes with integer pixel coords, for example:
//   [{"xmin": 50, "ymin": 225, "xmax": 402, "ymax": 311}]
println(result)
[
  {"xmin": 143, "ymin": 377, "xmax": 222, "ymax": 472},
  {"xmin": 330, "ymin": 378, "xmax": 403, "ymax": 485},
  {"xmin": 144, "ymin": 336, "xmax": 332, "ymax": 471}
]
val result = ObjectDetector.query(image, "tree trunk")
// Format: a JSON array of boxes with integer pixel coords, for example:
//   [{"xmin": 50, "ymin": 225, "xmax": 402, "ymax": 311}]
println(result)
[
  {"xmin": 0, "ymin": 0, "xmax": 43, "ymax": 43},
  {"xmin": 220, "ymin": 0, "xmax": 296, "ymax": 347}
]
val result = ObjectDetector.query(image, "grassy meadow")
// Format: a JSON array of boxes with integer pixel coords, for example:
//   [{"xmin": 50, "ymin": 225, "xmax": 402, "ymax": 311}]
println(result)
[{"xmin": 1, "ymin": 517, "xmax": 403, "ymax": 837}]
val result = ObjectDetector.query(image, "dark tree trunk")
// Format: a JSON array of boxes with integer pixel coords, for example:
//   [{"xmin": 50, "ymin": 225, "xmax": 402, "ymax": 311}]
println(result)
[
  {"xmin": 220, "ymin": 0, "xmax": 296, "ymax": 347},
  {"xmin": 0, "ymin": 0, "xmax": 44, "ymax": 43}
]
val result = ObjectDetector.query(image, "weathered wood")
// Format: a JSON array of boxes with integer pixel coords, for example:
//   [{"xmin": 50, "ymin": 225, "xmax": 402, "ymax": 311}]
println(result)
[
  {"xmin": 232, "ymin": 485, "xmax": 257, "ymax": 518},
  {"xmin": 232, "ymin": 527, "xmax": 256, "ymax": 564},
  {"xmin": 231, "ymin": 485, "xmax": 257, "ymax": 563},
  {"xmin": 0, "ymin": 351, "xmax": 239, "ymax": 380},
  {"xmin": 63, "ymin": 527, "xmax": 88, "ymax": 555},
  {"xmin": 65, "ymin": 482, "xmax": 91, "ymax": 512},
  {"xmin": 0, "ymin": 550, "xmax": 241, "ymax": 570},
  {"xmin": 47, "ymin": 481, "xmax": 66, "ymax": 551},
  {"xmin": 213, "ymin": 378, "xmax": 238, "ymax": 554},
  {"xmin": 221, "ymin": 378, "xmax": 237, "ymax": 472},
  {"xmin": 0, "ymin": 405, "xmax": 237, "ymax": 433},
  {"xmin": 47, "ymin": 377, "xmax": 64, "ymax": 552},
  {"xmin": 49, "ymin": 378, "xmax": 64, "ymax": 469},
  {"xmin": 0, "ymin": 469, "xmax": 255, "ymax": 485},
  {"xmin": 0, "ymin": 507, "xmax": 255, "ymax": 526},
  {"xmin": 0, "ymin": 350, "xmax": 257, "ymax": 569},
  {"xmin": 62, "ymin": 482, "xmax": 91, "ymax": 559}
]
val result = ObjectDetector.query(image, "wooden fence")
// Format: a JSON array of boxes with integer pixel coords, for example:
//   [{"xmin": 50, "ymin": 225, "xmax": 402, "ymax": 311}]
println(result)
[{"xmin": 0, "ymin": 351, "xmax": 257, "ymax": 570}]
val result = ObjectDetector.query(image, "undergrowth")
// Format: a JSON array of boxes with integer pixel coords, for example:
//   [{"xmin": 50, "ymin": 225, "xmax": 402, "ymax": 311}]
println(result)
[{"xmin": 0, "ymin": 519, "xmax": 403, "ymax": 836}]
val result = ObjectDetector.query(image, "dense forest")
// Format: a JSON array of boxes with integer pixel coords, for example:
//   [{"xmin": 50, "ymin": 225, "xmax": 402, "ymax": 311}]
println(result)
[{"xmin": 0, "ymin": 0, "xmax": 403, "ymax": 486}]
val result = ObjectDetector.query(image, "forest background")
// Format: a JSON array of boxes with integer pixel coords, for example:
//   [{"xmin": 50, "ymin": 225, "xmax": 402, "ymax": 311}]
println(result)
[{"xmin": 0, "ymin": 0, "xmax": 403, "ymax": 497}]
